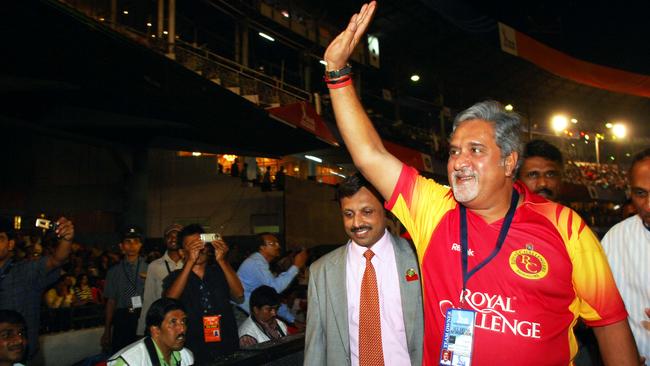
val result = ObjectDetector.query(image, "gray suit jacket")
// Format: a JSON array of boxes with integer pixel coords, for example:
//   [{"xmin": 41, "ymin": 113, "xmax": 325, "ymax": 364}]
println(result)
[{"xmin": 304, "ymin": 234, "xmax": 424, "ymax": 366}]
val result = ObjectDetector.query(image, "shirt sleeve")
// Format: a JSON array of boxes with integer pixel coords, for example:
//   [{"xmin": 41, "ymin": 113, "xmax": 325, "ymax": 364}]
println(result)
[
  {"xmin": 240, "ymin": 256, "xmax": 298, "ymax": 294},
  {"xmin": 103, "ymin": 267, "xmax": 117, "ymax": 300},
  {"xmin": 33, "ymin": 257, "xmax": 60, "ymax": 290},
  {"xmin": 141, "ymin": 262, "xmax": 159, "ymax": 310},
  {"xmin": 137, "ymin": 262, "xmax": 160, "ymax": 335},
  {"xmin": 277, "ymin": 303, "xmax": 295, "ymax": 323},
  {"xmin": 563, "ymin": 211, "xmax": 628, "ymax": 326},
  {"xmin": 239, "ymin": 335, "xmax": 258, "ymax": 348},
  {"xmin": 385, "ymin": 164, "xmax": 456, "ymax": 254},
  {"xmin": 162, "ymin": 270, "xmax": 180, "ymax": 293}
]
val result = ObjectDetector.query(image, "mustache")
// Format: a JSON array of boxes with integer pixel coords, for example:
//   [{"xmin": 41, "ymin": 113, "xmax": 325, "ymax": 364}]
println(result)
[
  {"xmin": 535, "ymin": 188, "xmax": 554, "ymax": 197},
  {"xmin": 452, "ymin": 168, "xmax": 476, "ymax": 179},
  {"xmin": 351, "ymin": 225, "xmax": 372, "ymax": 233}
]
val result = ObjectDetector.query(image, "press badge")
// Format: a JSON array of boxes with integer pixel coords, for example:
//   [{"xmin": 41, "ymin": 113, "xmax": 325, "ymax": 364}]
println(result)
[
  {"xmin": 439, "ymin": 308, "xmax": 476, "ymax": 366},
  {"xmin": 203, "ymin": 315, "xmax": 222, "ymax": 342},
  {"xmin": 130, "ymin": 296, "xmax": 142, "ymax": 309}
]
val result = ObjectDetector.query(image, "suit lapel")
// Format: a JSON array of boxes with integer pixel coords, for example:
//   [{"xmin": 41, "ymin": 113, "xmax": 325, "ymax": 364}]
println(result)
[
  {"xmin": 391, "ymin": 235, "xmax": 418, "ymax": 350},
  {"xmin": 326, "ymin": 244, "xmax": 350, "ymax": 357}
]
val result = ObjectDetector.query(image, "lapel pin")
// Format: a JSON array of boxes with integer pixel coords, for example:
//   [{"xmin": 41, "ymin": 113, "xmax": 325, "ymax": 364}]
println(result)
[{"xmin": 405, "ymin": 268, "xmax": 419, "ymax": 282}]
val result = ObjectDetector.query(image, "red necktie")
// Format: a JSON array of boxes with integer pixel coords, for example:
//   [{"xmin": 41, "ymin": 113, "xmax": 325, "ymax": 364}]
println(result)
[{"xmin": 359, "ymin": 249, "xmax": 384, "ymax": 366}]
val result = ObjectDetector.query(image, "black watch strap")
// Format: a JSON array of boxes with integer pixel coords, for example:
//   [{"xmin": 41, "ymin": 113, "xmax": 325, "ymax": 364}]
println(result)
[{"xmin": 325, "ymin": 64, "xmax": 352, "ymax": 79}]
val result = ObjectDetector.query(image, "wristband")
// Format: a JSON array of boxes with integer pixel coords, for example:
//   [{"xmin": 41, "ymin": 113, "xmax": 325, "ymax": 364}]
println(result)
[
  {"xmin": 324, "ymin": 75, "xmax": 352, "ymax": 84},
  {"xmin": 324, "ymin": 64, "xmax": 352, "ymax": 79},
  {"xmin": 327, "ymin": 78, "xmax": 353, "ymax": 89}
]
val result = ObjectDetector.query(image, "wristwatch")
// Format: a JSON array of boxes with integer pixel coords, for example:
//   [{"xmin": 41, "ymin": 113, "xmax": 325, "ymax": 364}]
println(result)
[{"xmin": 325, "ymin": 64, "xmax": 352, "ymax": 79}]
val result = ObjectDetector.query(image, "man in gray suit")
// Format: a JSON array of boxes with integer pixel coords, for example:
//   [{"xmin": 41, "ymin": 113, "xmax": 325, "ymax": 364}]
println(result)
[{"xmin": 305, "ymin": 173, "xmax": 423, "ymax": 365}]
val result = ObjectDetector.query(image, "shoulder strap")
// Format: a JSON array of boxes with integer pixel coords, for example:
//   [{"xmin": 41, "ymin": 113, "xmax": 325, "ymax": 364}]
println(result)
[{"xmin": 144, "ymin": 337, "xmax": 162, "ymax": 366}]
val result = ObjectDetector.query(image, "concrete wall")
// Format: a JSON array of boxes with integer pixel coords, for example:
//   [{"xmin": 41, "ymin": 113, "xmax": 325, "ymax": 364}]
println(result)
[
  {"xmin": 284, "ymin": 176, "xmax": 347, "ymax": 249},
  {"xmin": 147, "ymin": 150, "xmax": 347, "ymax": 248},
  {"xmin": 35, "ymin": 326, "xmax": 103, "ymax": 366},
  {"xmin": 147, "ymin": 150, "xmax": 283, "ymax": 237}
]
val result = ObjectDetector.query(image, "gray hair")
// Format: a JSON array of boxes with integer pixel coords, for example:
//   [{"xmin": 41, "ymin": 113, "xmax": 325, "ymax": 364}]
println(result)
[{"xmin": 452, "ymin": 100, "xmax": 523, "ymax": 169}]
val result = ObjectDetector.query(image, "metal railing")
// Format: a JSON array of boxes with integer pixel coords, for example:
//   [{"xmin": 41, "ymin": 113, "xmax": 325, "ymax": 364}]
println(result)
[
  {"xmin": 55, "ymin": 0, "xmax": 311, "ymax": 107},
  {"xmin": 41, "ymin": 304, "xmax": 105, "ymax": 333},
  {"xmin": 173, "ymin": 42, "xmax": 311, "ymax": 106}
]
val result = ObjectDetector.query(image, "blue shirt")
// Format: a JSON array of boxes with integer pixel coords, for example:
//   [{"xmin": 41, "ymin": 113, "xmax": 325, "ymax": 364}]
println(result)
[
  {"xmin": 0, "ymin": 257, "xmax": 60, "ymax": 359},
  {"xmin": 236, "ymin": 252, "xmax": 298, "ymax": 322}
]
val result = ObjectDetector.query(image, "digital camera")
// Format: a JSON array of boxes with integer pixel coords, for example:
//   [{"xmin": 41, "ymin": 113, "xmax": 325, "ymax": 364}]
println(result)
[
  {"xmin": 35, "ymin": 218, "xmax": 59, "ymax": 231},
  {"xmin": 200, "ymin": 233, "xmax": 222, "ymax": 243}
]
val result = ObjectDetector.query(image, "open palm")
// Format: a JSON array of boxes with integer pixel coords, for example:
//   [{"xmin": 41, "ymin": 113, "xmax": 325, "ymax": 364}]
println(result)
[{"xmin": 323, "ymin": 1, "xmax": 377, "ymax": 71}]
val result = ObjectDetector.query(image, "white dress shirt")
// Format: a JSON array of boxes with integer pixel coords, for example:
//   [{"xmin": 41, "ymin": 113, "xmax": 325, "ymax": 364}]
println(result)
[{"xmin": 602, "ymin": 215, "xmax": 650, "ymax": 359}]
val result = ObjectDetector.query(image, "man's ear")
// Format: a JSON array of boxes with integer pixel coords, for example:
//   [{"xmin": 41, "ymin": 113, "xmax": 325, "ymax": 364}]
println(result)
[
  {"xmin": 150, "ymin": 325, "xmax": 160, "ymax": 338},
  {"xmin": 504, "ymin": 152, "xmax": 518, "ymax": 177},
  {"xmin": 8, "ymin": 239, "xmax": 15, "ymax": 251}
]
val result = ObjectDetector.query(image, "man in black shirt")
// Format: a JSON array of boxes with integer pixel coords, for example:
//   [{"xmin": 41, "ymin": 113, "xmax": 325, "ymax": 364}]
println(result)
[{"xmin": 164, "ymin": 224, "xmax": 243, "ymax": 363}]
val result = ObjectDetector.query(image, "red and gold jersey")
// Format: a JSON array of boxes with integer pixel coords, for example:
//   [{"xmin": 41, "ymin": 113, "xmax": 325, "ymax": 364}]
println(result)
[{"xmin": 386, "ymin": 165, "xmax": 627, "ymax": 366}]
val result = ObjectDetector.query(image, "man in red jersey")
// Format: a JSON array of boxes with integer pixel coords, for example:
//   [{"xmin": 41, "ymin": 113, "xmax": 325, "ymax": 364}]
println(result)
[{"xmin": 321, "ymin": 2, "xmax": 640, "ymax": 364}]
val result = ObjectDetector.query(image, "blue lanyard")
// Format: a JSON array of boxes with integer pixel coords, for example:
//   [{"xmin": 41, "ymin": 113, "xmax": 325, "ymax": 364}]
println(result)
[{"xmin": 459, "ymin": 189, "xmax": 519, "ymax": 305}]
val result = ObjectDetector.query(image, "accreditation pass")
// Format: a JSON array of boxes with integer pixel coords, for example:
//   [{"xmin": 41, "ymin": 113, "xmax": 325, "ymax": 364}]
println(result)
[{"xmin": 439, "ymin": 308, "xmax": 476, "ymax": 366}]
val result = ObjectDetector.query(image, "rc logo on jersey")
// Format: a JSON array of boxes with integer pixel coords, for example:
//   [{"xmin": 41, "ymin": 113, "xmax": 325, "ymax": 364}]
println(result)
[{"xmin": 509, "ymin": 247, "xmax": 548, "ymax": 280}]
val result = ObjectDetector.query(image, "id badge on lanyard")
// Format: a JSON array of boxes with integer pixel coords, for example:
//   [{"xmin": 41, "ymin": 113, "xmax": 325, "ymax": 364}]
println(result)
[
  {"xmin": 130, "ymin": 296, "xmax": 142, "ymax": 309},
  {"xmin": 439, "ymin": 308, "xmax": 476, "ymax": 366},
  {"xmin": 203, "ymin": 315, "xmax": 222, "ymax": 342}
]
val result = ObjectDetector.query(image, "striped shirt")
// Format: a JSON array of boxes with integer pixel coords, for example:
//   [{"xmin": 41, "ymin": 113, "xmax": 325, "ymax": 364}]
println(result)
[
  {"xmin": 602, "ymin": 214, "xmax": 650, "ymax": 358},
  {"xmin": 104, "ymin": 257, "xmax": 148, "ymax": 308}
]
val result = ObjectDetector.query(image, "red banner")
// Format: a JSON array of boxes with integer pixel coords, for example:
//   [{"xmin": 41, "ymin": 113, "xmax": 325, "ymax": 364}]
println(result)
[
  {"xmin": 383, "ymin": 140, "xmax": 433, "ymax": 173},
  {"xmin": 499, "ymin": 22, "xmax": 650, "ymax": 98},
  {"xmin": 268, "ymin": 102, "xmax": 339, "ymax": 146}
]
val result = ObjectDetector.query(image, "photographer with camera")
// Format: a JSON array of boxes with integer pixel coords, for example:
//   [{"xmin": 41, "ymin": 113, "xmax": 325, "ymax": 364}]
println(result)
[
  {"xmin": 0, "ymin": 216, "xmax": 75, "ymax": 361},
  {"xmin": 164, "ymin": 224, "xmax": 243, "ymax": 364}
]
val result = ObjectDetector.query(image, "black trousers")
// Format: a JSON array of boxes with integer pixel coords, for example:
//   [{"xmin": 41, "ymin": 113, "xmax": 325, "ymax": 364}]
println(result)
[{"xmin": 112, "ymin": 308, "xmax": 141, "ymax": 353}]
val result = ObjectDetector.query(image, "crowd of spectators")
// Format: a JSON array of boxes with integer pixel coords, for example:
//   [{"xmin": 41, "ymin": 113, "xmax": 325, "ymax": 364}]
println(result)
[
  {"xmin": 564, "ymin": 161, "xmax": 628, "ymax": 190},
  {"xmin": 5, "ymin": 227, "xmax": 311, "ymax": 346}
]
